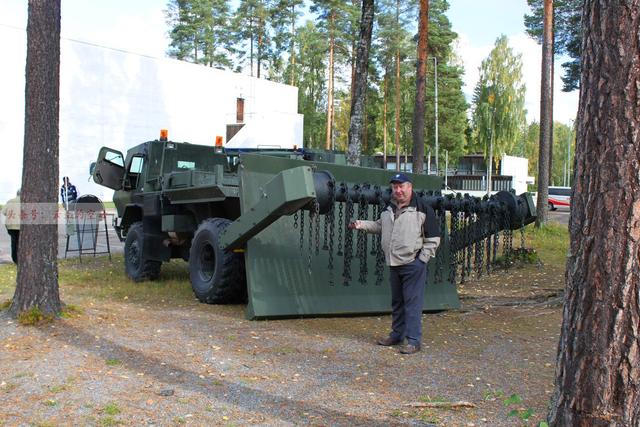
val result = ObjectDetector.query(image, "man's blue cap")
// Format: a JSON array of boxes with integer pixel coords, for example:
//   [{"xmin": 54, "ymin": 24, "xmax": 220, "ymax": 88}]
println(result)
[{"xmin": 389, "ymin": 173, "xmax": 411, "ymax": 184}]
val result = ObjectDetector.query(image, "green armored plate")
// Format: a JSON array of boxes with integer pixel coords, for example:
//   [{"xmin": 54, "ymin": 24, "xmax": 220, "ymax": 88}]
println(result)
[{"xmin": 238, "ymin": 153, "xmax": 460, "ymax": 319}]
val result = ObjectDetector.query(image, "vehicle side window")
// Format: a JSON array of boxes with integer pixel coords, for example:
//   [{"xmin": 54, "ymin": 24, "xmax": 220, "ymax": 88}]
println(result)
[
  {"xmin": 130, "ymin": 156, "xmax": 144, "ymax": 174},
  {"xmin": 550, "ymin": 188, "xmax": 571, "ymax": 197},
  {"xmin": 105, "ymin": 151, "xmax": 124, "ymax": 167},
  {"xmin": 127, "ymin": 156, "xmax": 144, "ymax": 188}
]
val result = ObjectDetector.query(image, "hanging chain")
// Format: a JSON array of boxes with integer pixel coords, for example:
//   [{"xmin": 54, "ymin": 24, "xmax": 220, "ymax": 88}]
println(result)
[
  {"xmin": 358, "ymin": 185, "xmax": 370, "ymax": 285},
  {"xmin": 342, "ymin": 190, "xmax": 355, "ymax": 285},
  {"xmin": 307, "ymin": 203, "xmax": 315, "ymax": 272},
  {"xmin": 449, "ymin": 207, "xmax": 459, "ymax": 284},
  {"xmin": 374, "ymin": 194, "xmax": 386, "ymax": 286},
  {"xmin": 337, "ymin": 183, "xmax": 345, "ymax": 256},
  {"xmin": 299, "ymin": 208, "xmax": 305, "ymax": 253},
  {"xmin": 433, "ymin": 206, "xmax": 445, "ymax": 284},
  {"xmin": 293, "ymin": 211, "xmax": 298, "ymax": 229},
  {"xmin": 314, "ymin": 201, "xmax": 321, "ymax": 256},
  {"xmin": 327, "ymin": 182, "xmax": 336, "ymax": 285}
]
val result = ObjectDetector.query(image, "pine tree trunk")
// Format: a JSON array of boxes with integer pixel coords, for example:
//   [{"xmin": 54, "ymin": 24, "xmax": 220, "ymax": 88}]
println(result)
[
  {"xmin": 350, "ymin": 0, "xmax": 357, "ymax": 103},
  {"xmin": 535, "ymin": 0, "xmax": 553, "ymax": 227},
  {"xmin": 290, "ymin": 5, "xmax": 296, "ymax": 86},
  {"xmin": 325, "ymin": 12, "xmax": 335, "ymax": 151},
  {"xmin": 411, "ymin": 0, "xmax": 429, "ymax": 174},
  {"xmin": 257, "ymin": 21, "xmax": 263, "ymax": 79},
  {"xmin": 383, "ymin": 69, "xmax": 389, "ymax": 169},
  {"xmin": 548, "ymin": 1, "xmax": 640, "ymax": 425},
  {"xmin": 347, "ymin": 0, "xmax": 374, "ymax": 165},
  {"xmin": 10, "ymin": 0, "xmax": 61, "ymax": 317},
  {"xmin": 394, "ymin": 0, "xmax": 401, "ymax": 171}
]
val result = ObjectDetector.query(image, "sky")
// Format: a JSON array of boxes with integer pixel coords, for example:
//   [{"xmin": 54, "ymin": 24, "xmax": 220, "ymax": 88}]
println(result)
[{"xmin": 0, "ymin": 0, "xmax": 577, "ymax": 124}]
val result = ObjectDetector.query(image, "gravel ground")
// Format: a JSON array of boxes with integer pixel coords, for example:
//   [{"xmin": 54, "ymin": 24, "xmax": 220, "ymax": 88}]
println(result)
[{"xmin": 0, "ymin": 259, "xmax": 563, "ymax": 426}]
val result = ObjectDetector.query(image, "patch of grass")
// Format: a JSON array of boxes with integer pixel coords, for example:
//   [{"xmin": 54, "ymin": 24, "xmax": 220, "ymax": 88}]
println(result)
[
  {"xmin": 33, "ymin": 422, "xmax": 56, "ymax": 427},
  {"xmin": 48, "ymin": 384, "xmax": 67, "ymax": 393},
  {"xmin": 525, "ymin": 222, "xmax": 569, "ymax": 267},
  {"xmin": 42, "ymin": 399, "xmax": 58, "ymax": 407},
  {"xmin": 173, "ymin": 415, "xmax": 186, "ymax": 424},
  {"xmin": 483, "ymin": 388, "xmax": 505, "ymax": 401},
  {"xmin": 418, "ymin": 395, "xmax": 447, "ymax": 403},
  {"xmin": 1, "ymin": 382, "xmax": 18, "ymax": 393},
  {"xmin": 105, "ymin": 358, "xmax": 121, "ymax": 366},
  {"xmin": 98, "ymin": 415, "xmax": 119, "ymax": 427},
  {"xmin": 57, "ymin": 256, "xmax": 194, "ymax": 304},
  {"xmin": 59, "ymin": 303, "xmax": 84, "ymax": 318},
  {"xmin": 0, "ymin": 299, "xmax": 11, "ymax": 310},
  {"xmin": 102, "ymin": 402, "xmax": 121, "ymax": 416},
  {"xmin": 0, "ymin": 264, "xmax": 17, "ymax": 294},
  {"xmin": 17, "ymin": 306, "xmax": 54, "ymax": 326}
]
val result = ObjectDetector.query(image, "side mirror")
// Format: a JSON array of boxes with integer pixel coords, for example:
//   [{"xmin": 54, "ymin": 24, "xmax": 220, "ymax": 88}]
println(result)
[{"xmin": 89, "ymin": 162, "xmax": 96, "ymax": 176}]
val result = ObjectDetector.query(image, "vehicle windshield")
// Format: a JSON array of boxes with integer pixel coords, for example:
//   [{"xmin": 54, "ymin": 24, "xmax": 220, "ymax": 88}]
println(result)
[{"xmin": 144, "ymin": 142, "xmax": 229, "ymax": 176}]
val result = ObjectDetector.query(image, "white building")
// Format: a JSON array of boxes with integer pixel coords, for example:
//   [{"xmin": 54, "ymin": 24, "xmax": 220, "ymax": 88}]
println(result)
[{"xmin": 0, "ymin": 24, "xmax": 302, "ymax": 203}]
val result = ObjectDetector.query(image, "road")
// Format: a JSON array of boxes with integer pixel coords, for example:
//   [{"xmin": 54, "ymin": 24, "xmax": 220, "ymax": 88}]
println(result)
[{"xmin": 547, "ymin": 206, "xmax": 570, "ymax": 226}]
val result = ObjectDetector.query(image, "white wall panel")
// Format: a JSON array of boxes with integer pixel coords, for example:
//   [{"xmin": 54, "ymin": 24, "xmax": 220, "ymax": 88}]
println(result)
[{"xmin": 1, "ymin": 25, "xmax": 300, "ymax": 203}]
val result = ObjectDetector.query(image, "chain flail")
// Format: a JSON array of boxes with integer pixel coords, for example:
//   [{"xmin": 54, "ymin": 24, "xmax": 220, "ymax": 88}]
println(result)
[
  {"xmin": 357, "ymin": 184, "xmax": 370, "ymax": 285},
  {"xmin": 314, "ymin": 201, "xmax": 321, "ymax": 256},
  {"xmin": 342, "ymin": 188, "xmax": 355, "ymax": 285},
  {"xmin": 327, "ymin": 180, "xmax": 336, "ymax": 285},
  {"xmin": 299, "ymin": 208, "xmax": 305, "ymax": 253}
]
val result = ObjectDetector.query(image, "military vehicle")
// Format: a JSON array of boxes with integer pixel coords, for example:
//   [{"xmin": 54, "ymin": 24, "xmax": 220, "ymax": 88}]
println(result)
[{"xmin": 92, "ymin": 132, "xmax": 536, "ymax": 319}]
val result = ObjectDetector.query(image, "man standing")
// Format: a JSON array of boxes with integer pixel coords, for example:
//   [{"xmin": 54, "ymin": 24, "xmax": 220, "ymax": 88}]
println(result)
[
  {"xmin": 2, "ymin": 190, "xmax": 21, "ymax": 264},
  {"xmin": 349, "ymin": 173, "xmax": 440, "ymax": 354},
  {"xmin": 60, "ymin": 176, "xmax": 77, "ymax": 209}
]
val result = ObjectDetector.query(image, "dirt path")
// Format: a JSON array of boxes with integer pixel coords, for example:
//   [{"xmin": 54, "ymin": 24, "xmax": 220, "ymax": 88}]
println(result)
[{"xmin": 0, "ymin": 260, "xmax": 564, "ymax": 426}]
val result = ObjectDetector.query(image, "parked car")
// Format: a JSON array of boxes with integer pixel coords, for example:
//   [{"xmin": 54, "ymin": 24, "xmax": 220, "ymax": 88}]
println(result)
[{"xmin": 547, "ymin": 186, "xmax": 571, "ymax": 210}]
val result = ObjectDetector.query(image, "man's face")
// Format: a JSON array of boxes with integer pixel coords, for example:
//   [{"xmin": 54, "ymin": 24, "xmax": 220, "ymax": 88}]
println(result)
[{"xmin": 391, "ymin": 181, "xmax": 412, "ymax": 206}]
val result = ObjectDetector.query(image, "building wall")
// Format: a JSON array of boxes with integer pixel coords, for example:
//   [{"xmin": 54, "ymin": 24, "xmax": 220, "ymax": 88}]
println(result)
[{"xmin": 0, "ymin": 25, "xmax": 301, "ymax": 203}]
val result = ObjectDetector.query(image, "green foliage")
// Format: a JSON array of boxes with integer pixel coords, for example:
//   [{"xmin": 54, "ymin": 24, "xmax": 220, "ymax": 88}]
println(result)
[
  {"xmin": 525, "ymin": 222, "xmax": 569, "ymax": 267},
  {"xmin": 550, "ymin": 121, "xmax": 576, "ymax": 186},
  {"xmin": 98, "ymin": 416, "xmax": 119, "ymax": 427},
  {"xmin": 105, "ymin": 358, "xmax": 122, "ymax": 366},
  {"xmin": 103, "ymin": 402, "xmax": 121, "ymax": 416},
  {"xmin": 524, "ymin": 0, "xmax": 582, "ymax": 92},
  {"xmin": 471, "ymin": 35, "xmax": 526, "ymax": 161},
  {"xmin": 0, "ymin": 299, "xmax": 11, "ymax": 310},
  {"xmin": 423, "ymin": 0, "xmax": 469, "ymax": 166},
  {"xmin": 59, "ymin": 303, "xmax": 84, "ymax": 318},
  {"xmin": 504, "ymin": 393, "xmax": 535, "ymax": 422},
  {"xmin": 295, "ymin": 21, "xmax": 328, "ymax": 148},
  {"xmin": 17, "ymin": 306, "xmax": 54, "ymax": 326},
  {"xmin": 165, "ymin": 0, "xmax": 234, "ymax": 68}
]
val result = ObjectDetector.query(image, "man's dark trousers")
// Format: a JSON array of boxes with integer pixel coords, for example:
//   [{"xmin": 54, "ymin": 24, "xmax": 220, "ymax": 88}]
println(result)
[
  {"xmin": 389, "ymin": 258, "xmax": 427, "ymax": 346},
  {"xmin": 7, "ymin": 229, "xmax": 19, "ymax": 264}
]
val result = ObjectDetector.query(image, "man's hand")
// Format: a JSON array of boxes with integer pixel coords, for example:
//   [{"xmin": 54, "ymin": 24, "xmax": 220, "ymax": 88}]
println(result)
[{"xmin": 348, "ymin": 220, "xmax": 361, "ymax": 230}]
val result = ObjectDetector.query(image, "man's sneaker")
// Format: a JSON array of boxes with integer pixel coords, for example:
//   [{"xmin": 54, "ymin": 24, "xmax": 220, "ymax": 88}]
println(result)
[
  {"xmin": 376, "ymin": 336, "xmax": 402, "ymax": 346},
  {"xmin": 400, "ymin": 344, "xmax": 421, "ymax": 354}
]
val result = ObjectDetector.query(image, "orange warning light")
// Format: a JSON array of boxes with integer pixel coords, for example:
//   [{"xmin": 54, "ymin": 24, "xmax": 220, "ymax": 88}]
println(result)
[
  {"xmin": 215, "ymin": 136, "xmax": 224, "ymax": 147},
  {"xmin": 160, "ymin": 129, "xmax": 169, "ymax": 141}
]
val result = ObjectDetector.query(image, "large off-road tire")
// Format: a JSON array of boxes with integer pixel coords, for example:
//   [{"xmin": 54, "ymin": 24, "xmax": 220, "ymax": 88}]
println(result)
[
  {"xmin": 124, "ymin": 222, "xmax": 161, "ymax": 281},
  {"xmin": 189, "ymin": 218, "xmax": 247, "ymax": 304}
]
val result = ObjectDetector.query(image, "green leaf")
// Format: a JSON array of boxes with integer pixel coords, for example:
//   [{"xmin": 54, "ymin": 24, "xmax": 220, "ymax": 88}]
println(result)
[
  {"xmin": 503, "ymin": 393, "xmax": 523, "ymax": 406},
  {"xmin": 520, "ymin": 408, "xmax": 534, "ymax": 420},
  {"xmin": 507, "ymin": 409, "xmax": 519, "ymax": 418}
]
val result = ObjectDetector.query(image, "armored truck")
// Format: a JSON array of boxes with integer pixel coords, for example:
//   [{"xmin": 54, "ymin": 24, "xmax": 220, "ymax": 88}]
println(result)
[{"xmin": 92, "ymin": 134, "xmax": 536, "ymax": 319}]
